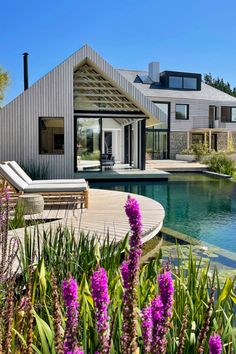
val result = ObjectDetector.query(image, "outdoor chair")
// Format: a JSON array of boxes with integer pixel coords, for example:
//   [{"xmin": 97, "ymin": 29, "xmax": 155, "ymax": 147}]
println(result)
[
  {"xmin": 0, "ymin": 164, "xmax": 89, "ymax": 208},
  {"xmin": 7, "ymin": 161, "xmax": 86, "ymax": 185},
  {"xmin": 101, "ymin": 154, "xmax": 115, "ymax": 168}
]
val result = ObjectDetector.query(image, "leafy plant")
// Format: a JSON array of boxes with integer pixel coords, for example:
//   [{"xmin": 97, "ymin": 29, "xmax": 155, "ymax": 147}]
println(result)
[
  {"xmin": 1, "ymin": 196, "xmax": 236, "ymax": 353},
  {"xmin": 20, "ymin": 160, "xmax": 49, "ymax": 180},
  {"xmin": 205, "ymin": 152, "xmax": 235, "ymax": 176},
  {"xmin": 191, "ymin": 143, "xmax": 209, "ymax": 161}
]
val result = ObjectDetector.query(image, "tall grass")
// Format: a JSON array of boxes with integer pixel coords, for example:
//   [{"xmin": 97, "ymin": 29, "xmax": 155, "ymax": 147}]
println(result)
[
  {"xmin": 1, "ymin": 197, "xmax": 236, "ymax": 353},
  {"xmin": 10, "ymin": 228, "xmax": 235, "ymax": 353}
]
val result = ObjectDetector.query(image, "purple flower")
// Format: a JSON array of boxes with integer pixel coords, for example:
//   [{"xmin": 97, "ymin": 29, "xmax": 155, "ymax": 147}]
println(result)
[
  {"xmin": 121, "ymin": 196, "xmax": 143, "ymax": 353},
  {"xmin": 120, "ymin": 261, "xmax": 129, "ymax": 289},
  {"xmin": 141, "ymin": 306, "xmax": 153, "ymax": 353},
  {"xmin": 151, "ymin": 271, "xmax": 174, "ymax": 354},
  {"xmin": 209, "ymin": 334, "xmax": 222, "ymax": 354},
  {"xmin": 125, "ymin": 196, "xmax": 143, "ymax": 247},
  {"xmin": 158, "ymin": 271, "xmax": 174, "ymax": 318},
  {"xmin": 91, "ymin": 267, "xmax": 110, "ymax": 354},
  {"xmin": 62, "ymin": 277, "xmax": 83, "ymax": 354},
  {"xmin": 65, "ymin": 349, "xmax": 84, "ymax": 354},
  {"xmin": 66, "ymin": 349, "xmax": 84, "ymax": 354}
]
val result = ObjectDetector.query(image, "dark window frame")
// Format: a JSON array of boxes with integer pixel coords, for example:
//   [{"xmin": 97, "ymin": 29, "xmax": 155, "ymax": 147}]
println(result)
[
  {"xmin": 39, "ymin": 117, "xmax": 65, "ymax": 155},
  {"xmin": 146, "ymin": 101, "xmax": 171, "ymax": 159},
  {"xmin": 175, "ymin": 104, "xmax": 189, "ymax": 120},
  {"xmin": 160, "ymin": 71, "xmax": 201, "ymax": 91},
  {"xmin": 221, "ymin": 106, "xmax": 236, "ymax": 123},
  {"xmin": 169, "ymin": 76, "xmax": 198, "ymax": 90}
]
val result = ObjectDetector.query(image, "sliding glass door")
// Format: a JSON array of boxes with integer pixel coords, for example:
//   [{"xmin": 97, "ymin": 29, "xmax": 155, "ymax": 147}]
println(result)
[
  {"xmin": 146, "ymin": 130, "xmax": 168, "ymax": 159},
  {"xmin": 146, "ymin": 102, "xmax": 170, "ymax": 160},
  {"xmin": 76, "ymin": 118, "xmax": 101, "ymax": 171}
]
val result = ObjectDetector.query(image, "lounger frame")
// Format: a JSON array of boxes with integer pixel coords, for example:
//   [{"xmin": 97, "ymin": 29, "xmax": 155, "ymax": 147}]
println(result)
[{"xmin": 0, "ymin": 176, "xmax": 89, "ymax": 209}]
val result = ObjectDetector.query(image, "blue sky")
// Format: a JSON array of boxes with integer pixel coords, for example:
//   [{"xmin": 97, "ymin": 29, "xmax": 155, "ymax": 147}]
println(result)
[{"xmin": 2, "ymin": 0, "xmax": 236, "ymax": 104}]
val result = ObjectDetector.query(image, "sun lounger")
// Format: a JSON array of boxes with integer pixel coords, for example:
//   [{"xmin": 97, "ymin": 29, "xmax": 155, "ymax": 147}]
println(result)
[
  {"xmin": 7, "ymin": 161, "xmax": 86, "ymax": 185},
  {"xmin": 0, "ymin": 164, "xmax": 89, "ymax": 208}
]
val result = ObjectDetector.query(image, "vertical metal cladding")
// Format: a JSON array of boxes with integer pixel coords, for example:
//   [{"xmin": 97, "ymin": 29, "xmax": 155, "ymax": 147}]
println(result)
[{"xmin": 0, "ymin": 44, "xmax": 160, "ymax": 178}]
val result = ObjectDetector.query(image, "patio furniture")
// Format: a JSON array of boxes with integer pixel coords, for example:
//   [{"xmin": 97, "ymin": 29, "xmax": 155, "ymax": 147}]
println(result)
[
  {"xmin": 17, "ymin": 194, "xmax": 44, "ymax": 215},
  {"xmin": 0, "ymin": 164, "xmax": 89, "ymax": 208},
  {"xmin": 101, "ymin": 154, "xmax": 115, "ymax": 168},
  {"xmin": 7, "ymin": 161, "xmax": 86, "ymax": 184}
]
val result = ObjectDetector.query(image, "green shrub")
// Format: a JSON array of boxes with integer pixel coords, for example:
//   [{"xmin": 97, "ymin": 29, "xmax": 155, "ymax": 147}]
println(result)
[
  {"xmin": 180, "ymin": 148, "xmax": 194, "ymax": 155},
  {"xmin": 80, "ymin": 151, "xmax": 100, "ymax": 160},
  {"xmin": 205, "ymin": 152, "xmax": 235, "ymax": 176},
  {"xmin": 191, "ymin": 143, "xmax": 209, "ymax": 161}
]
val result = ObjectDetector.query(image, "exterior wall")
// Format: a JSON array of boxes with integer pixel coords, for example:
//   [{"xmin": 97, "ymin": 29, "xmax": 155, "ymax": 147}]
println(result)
[
  {"xmin": 149, "ymin": 96, "xmax": 236, "ymax": 133},
  {"xmin": 169, "ymin": 132, "xmax": 188, "ymax": 159},
  {"xmin": 0, "ymin": 45, "xmax": 161, "ymax": 178}
]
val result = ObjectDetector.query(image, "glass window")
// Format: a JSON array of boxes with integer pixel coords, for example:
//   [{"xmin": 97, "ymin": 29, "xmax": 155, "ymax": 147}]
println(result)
[
  {"xmin": 221, "ymin": 107, "xmax": 230, "ymax": 122},
  {"xmin": 153, "ymin": 102, "xmax": 169, "ymax": 129},
  {"xmin": 76, "ymin": 118, "xmax": 101, "ymax": 171},
  {"xmin": 176, "ymin": 104, "xmax": 189, "ymax": 120},
  {"xmin": 183, "ymin": 77, "xmax": 197, "ymax": 89},
  {"xmin": 231, "ymin": 108, "xmax": 236, "ymax": 122},
  {"xmin": 169, "ymin": 76, "xmax": 182, "ymax": 88},
  {"xmin": 221, "ymin": 107, "xmax": 236, "ymax": 122},
  {"xmin": 39, "ymin": 118, "xmax": 64, "ymax": 154}
]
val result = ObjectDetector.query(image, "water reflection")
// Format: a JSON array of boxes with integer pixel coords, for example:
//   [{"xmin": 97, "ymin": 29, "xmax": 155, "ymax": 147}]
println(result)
[{"xmin": 91, "ymin": 174, "xmax": 236, "ymax": 252}]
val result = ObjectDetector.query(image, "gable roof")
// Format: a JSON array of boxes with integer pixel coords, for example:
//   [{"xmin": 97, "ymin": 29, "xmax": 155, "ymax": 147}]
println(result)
[
  {"xmin": 1, "ymin": 45, "xmax": 162, "ymax": 126},
  {"xmin": 118, "ymin": 69, "xmax": 236, "ymax": 103}
]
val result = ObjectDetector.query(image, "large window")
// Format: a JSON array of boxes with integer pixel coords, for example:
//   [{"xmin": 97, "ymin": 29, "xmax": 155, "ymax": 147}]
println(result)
[
  {"xmin": 221, "ymin": 107, "xmax": 236, "ymax": 122},
  {"xmin": 169, "ymin": 76, "xmax": 182, "ymax": 89},
  {"xmin": 153, "ymin": 102, "xmax": 169, "ymax": 129},
  {"xmin": 176, "ymin": 104, "xmax": 189, "ymax": 120},
  {"xmin": 76, "ymin": 118, "xmax": 101, "ymax": 172},
  {"xmin": 146, "ymin": 102, "xmax": 169, "ymax": 160},
  {"xmin": 169, "ymin": 76, "xmax": 197, "ymax": 90},
  {"xmin": 39, "ymin": 117, "xmax": 64, "ymax": 154}
]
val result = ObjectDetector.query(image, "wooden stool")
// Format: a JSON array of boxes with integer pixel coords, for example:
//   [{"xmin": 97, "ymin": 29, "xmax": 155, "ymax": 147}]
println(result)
[{"xmin": 17, "ymin": 194, "xmax": 44, "ymax": 215}]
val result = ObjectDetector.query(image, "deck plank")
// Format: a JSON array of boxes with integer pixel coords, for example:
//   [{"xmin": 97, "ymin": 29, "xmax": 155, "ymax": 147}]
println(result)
[{"xmin": 7, "ymin": 189, "xmax": 165, "ymax": 271}]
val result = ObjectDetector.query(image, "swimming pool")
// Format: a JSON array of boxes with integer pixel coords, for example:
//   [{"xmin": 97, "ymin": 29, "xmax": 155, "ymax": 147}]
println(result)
[{"xmin": 91, "ymin": 173, "xmax": 236, "ymax": 253}]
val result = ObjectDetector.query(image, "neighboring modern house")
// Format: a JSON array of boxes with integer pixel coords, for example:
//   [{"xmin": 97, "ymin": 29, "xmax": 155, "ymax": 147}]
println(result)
[{"xmin": 0, "ymin": 44, "xmax": 236, "ymax": 178}]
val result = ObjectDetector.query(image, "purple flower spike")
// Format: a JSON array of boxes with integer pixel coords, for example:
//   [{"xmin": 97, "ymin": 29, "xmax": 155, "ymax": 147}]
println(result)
[
  {"xmin": 120, "ymin": 261, "xmax": 129, "ymax": 289},
  {"xmin": 62, "ymin": 277, "xmax": 83, "ymax": 354},
  {"xmin": 151, "ymin": 271, "xmax": 174, "ymax": 354},
  {"xmin": 91, "ymin": 267, "xmax": 110, "ymax": 354},
  {"xmin": 125, "ymin": 196, "xmax": 143, "ymax": 246},
  {"xmin": 121, "ymin": 196, "xmax": 143, "ymax": 353},
  {"xmin": 158, "ymin": 271, "xmax": 174, "ymax": 318},
  {"xmin": 209, "ymin": 334, "xmax": 222, "ymax": 354},
  {"xmin": 141, "ymin": 306, "xmax": 153, "ymax": 353},
  {"xmin": 151, "ymin": 295, "xmax": 164, "ymax": 353}
]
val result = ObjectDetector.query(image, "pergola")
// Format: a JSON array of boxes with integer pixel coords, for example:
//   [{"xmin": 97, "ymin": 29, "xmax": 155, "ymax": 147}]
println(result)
[{"xmin": 187, "ymin": 128, "xmax": 232, "ymax": 150}]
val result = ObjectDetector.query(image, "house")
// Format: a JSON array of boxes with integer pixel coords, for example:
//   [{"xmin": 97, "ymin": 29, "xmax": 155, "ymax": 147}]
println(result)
[{"xmin": 0, "ymin": 44, "xmax": 236, "ymax": 178}]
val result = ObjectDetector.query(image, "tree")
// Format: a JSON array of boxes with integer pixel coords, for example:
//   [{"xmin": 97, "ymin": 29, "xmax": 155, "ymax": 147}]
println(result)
[
  {"xmin": 0, "ymin": 67, "xmax": 9, "ymax": 103},
  {"xmin": 203, "ymin": 73, "xmax": 236, "ymax": 97}
]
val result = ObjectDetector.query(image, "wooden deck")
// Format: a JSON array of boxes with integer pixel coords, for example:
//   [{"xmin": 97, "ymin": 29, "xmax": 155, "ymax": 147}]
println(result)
[
  {"xmin": 146, "ymin": 160, "xmax": 208, "ymax": 172},
  {"xmin": 8, "ymin": 188, "xmax": 165, "ymax": 245}
]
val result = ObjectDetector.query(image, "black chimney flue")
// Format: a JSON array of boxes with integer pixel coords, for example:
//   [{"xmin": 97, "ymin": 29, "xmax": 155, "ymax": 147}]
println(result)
[{"xmin": 23, "ymin": 52, "xmax": 29, "ymax": 90}]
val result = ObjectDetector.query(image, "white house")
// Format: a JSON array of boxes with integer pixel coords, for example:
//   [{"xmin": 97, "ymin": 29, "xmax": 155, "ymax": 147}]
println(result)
[{"xmin": 0, "ymin": 44, "xmax": 236, "ymax": 178}]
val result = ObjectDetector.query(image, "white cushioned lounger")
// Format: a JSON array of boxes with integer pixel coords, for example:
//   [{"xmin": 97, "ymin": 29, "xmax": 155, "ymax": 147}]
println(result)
[
  {"xmin": 7, "ymin": 161, "xmax": 86, "ymax": 185},
  {"xmin": 0, "ymin": 164, "xmax": 89, "ymax": 208}
]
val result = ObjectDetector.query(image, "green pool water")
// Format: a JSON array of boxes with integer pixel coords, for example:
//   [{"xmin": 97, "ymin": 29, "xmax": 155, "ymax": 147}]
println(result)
[{"xmin": 91, "ymin": 173, "xmax": 236, "ymax": 253}]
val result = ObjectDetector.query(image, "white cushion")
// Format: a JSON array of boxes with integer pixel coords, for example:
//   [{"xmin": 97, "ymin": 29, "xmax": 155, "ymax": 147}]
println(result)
[
  {"xmin": 7, "ymin": 161, "xmax": 86, "ymax": 184},
  {"xmin": 8, "ymin": 161, "xmax": 33, "ymax": 184},
  {"xmin": 0, "ymin": 164, "xmax": 28, "ymax": 191},
  {"xmin": 24, "ymin": 182, "xmax": 88, "ymax": 193}
]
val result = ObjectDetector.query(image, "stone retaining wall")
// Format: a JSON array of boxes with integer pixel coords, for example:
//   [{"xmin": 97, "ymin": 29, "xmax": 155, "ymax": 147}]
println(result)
[{"xmin": 170, "ymin": 132, "xmax": 188, "ymax": 159}]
